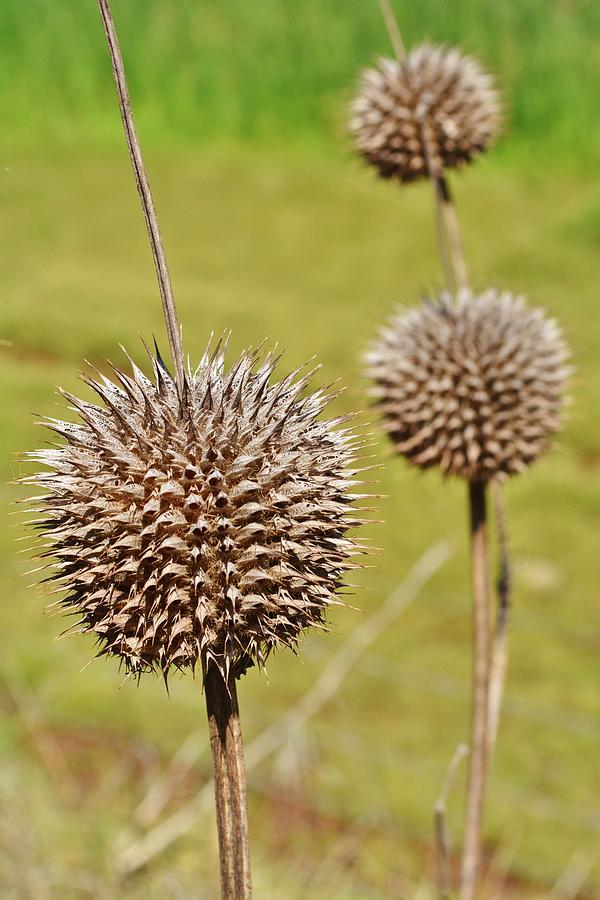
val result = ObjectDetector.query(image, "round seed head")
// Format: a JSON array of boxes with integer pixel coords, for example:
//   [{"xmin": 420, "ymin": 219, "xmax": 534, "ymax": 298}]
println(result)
[
  {"xmin": 350, "ymin": 43, "xmax": 501, "ymax": 183},
  {"xmin": 28, "ymin": 343, "xmax": 367, "ymax": 681},
  {"xmin": 366, "ymin": 290, "xmax": 569, "ymax": 481}
]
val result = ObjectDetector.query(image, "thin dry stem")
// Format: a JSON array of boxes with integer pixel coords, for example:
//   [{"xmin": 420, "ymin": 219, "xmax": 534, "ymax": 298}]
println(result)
[
  {"xmin": 419, "ymin": 125, "xmax": 456, "ymax": 292},
  {"xmin": 378, "ymin": 0, "xmax": 406, "ymax": 59},
  {"xmin": 434, "ymin": 743, "xmax": 469, "ymax": 900},
  {"xmin": 204, "ymin": 667, "xmax": 252, "ymax": 899},
  {"xmin": 436, "ymin": 176, "xmax": 469, "ymax": 291},
  {"xmin": 378, "ymin": 0, "xmax": 470, "ymax": 292},
  {"xmin": 374, "ymin": 5, "xmax": 498, "ymax": 893},
  {"xmin": 432, "ymin": 177, "xmax": 457, "ymax": 293},
  {"xmin": 423, "ymin": 111, "xmax": 516, "ymax": 900},
  {"xmin": 96, "ymin": 0, "xmax": 185, "ymax": 397},
  {"xmin": 488, "ymin": 482, "xmax": 511, "ymax": 755},
  {"xmin": 461, "ymin": 481, "xmax": 492, "ymax": 900},
  {"xmin": 413, "ymin": 32, "xmax": 510, "ymax": 890}
]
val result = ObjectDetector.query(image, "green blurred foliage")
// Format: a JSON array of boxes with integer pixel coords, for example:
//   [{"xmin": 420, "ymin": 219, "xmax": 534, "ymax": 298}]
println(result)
[{"xmin": 1, "ymin": 0, "xmax": 600, "ymax": 157}]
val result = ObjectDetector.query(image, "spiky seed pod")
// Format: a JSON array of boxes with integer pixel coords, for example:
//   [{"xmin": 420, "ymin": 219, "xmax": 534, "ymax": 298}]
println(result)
[
  {"xmin": 27, "ymin": 343, "xmax": 367, "ymax": 681},
  {"xmin": 350, "ymin": 43, "xmax": 500, "ymax": 183},
  {"xmin": 366, "ymin": 290, "xmax": 569, "ymax": 481}
]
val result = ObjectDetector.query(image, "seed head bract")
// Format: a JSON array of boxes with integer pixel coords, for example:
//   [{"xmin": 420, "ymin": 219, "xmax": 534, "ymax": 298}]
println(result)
[
  {"xmin": 26, "ymin": 342, "xmax": 368, "ymax": 682},
  {"xmin": 366, "ymin": 290, "xmax": 569, "ymax": 481},
  {"xmin": 350, "ymin": 43, "xmax": 501, "ymax": 183}
]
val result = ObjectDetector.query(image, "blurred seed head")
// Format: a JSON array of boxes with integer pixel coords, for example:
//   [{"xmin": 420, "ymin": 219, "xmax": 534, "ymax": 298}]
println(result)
[
  {"xmin": 366, "ymin": 290, "xmax": 569, "ymax": 481},
  {"xmin": 350, "ymin": 43, "xmax": 501, "ymax": 183},
  {"xmin": 27, "ymin": 342, "xmax": 368, "ymax": 682}
]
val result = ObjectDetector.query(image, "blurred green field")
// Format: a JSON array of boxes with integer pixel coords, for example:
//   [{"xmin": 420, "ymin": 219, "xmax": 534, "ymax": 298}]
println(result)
[
  {"xmin": 1, "ymin": 1, "xmax": 600, "ymax": 898},
  {"xmin": 2, "ymin": 0, "xmax": 600, "ymax": 158}
]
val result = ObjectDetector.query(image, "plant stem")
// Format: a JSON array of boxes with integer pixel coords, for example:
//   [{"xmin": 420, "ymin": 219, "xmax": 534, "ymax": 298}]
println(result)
[
  {"xmin": 379, "ymin": 0, "xmax": 470, "ymax": 295},
  {"xmin": 377, "ymin": 5, "xmax": 510, "ymax": 893},
  {"xmin": 434, "ymin": 175, "xmax": 469, "ymax": 291},
  {"xmin": 434, "ymin": 743, "xmax": 469, "ymax": 900},
  {"xmin": 431, "ymin": 175, "xmax": 457, "ymax": 293},
  {"xmin": 378, "ymin": 0, "xmax": 406, "ymax": 59},
  {"xmin": 427, "ymin": 168, "xmax": 511, "ymax": 897},
  {"xmin": 460, "ymin": 480, "xmax": 491, "ymax": 900},
  {"xmin": 96, "ymin": 0, "xmax": 186, "ymax": 398},
  {"xmin": 418, "ymin": 127, "xmax": 457, "ymax": 294},
  {"xmin": 487, "ymin": 482, "xmax": 511, "ymax": 756},
  {"xmin": 204, "ymin": 666, "xmax": 252, "ymax": 899}
]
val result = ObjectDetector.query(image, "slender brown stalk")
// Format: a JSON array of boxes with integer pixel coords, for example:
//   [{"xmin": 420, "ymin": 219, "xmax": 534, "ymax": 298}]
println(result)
[
  {"xmin": 204, "ymin": 666, "xmax": 252, "ymax": 899},
  {"xmin": 434, "ymin": 743, "xmax": 469, "ymax": 900},
  {"xmin": 417, "ymin": 126, "xmax": 455, "ymax": 293},
  {"xmin": 376, "ymin": 5, "xmax": 509, "ymax": 895},
  {"xmin": 432, "ymin": 176, "xmax": 456, "ymax": 292},
  {"xmin": 460, "ymin": 481, "xmax": 492, "ymax": 900},
  {"xmin": 423, "ymin": 155, "xmax": 515, "ymax": 900},
  {"xmin": 416, "ymin": 75, "xmax": 496, "ymax": 900},
  {"xmin": 435, "ymin": 176, "xmax": 469, "ymax": 291},
  {"xmin": 378, "ymin": 2, "xmax": 469, "ymax": 295},
  {"xmin": 378, "ymin": 0, "xmax": 406, "ymax": 59},
  {"xmin": 487, "ymin": 482, "xmax": 511, "ymax": 755},
  {"xmin": 420, "ymin": 107, "xmax": 490, "ymax": 900},
  {"xmin": 96, "ymin": 0, "xmax": 186, "ymax": 397},
  {"xmin": 96, "ymin": 5, "xmax": 250, "ymax": 893},
  {"xmin": 377, "ymin": 0, "xmax": 469, "ymax": 295}
]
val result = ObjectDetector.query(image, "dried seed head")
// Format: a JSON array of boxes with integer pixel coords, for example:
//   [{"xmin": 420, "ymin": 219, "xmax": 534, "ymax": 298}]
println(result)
[
  {"xmin": 350, "ymin": 44, "xmax": 500, "ymax": 183},
  {"xmin": 366, "ymin": 290, "xmax": 569, "ymax": 481},
  {"xmin": 27, "ymin": 343, "xmax": 367, "ymax": 681}
]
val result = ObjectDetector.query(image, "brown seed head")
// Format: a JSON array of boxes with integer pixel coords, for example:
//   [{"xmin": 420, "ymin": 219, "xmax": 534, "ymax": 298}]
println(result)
[
  {"xmin": 366, "ymin": 290, "xmax": 569, "ymax": 481},
  {"xmin": 27, "ymin": 343, "xmax": 367, "ymax": 681},
  {"xmin": 350, "ymin": 43, "xmax": 501, "ymax": 183}
]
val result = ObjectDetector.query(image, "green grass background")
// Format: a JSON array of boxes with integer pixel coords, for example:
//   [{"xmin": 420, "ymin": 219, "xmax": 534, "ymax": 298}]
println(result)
[
  {"xmin": 1, "ymin": 1, "xmax": 600, "ymax": 897},
  {"xmin": 2, "ymin": 0, "xmax": 600, "ymax": 156}
]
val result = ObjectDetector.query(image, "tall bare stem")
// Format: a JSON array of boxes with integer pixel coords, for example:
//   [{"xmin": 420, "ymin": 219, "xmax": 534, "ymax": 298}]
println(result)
[
  {"xmin": 95, "ymin": 3, "xmax": 251, "ymax": 895},
  {"xmin": 460, "ymin": 481, "xmax": 491, "ymax": 899},
  {"xmin": 204, "ymin": 668, "xmax": 252, "ymax": 899},
  {"xmin": 434, "ymin": 743, "xmax": 469, "ymax": 900},
  {"xmin": 96, "ymin": 0, "xmax": 186, "ymax": 397},
  {"xmin": 420, "ymin": 92, "xmax": 491, "ymax": 900},
  {"xmin": 377, "ymin": 4, "xmax": 509, "ymax": 894},
  {"xmin": 378, "ymin": 0, "xmax": 406, "ymax": 58},
  {"xmin": 434, "ymin": 175, "xmax": 469, "ymax": 291},
  {"xmin": 487, "ymin": 482, "xmax": 511, "ymax": 755},
  {"xmin": 427, "ymin": 168, "xmax": 491, "ymax": 900}
]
